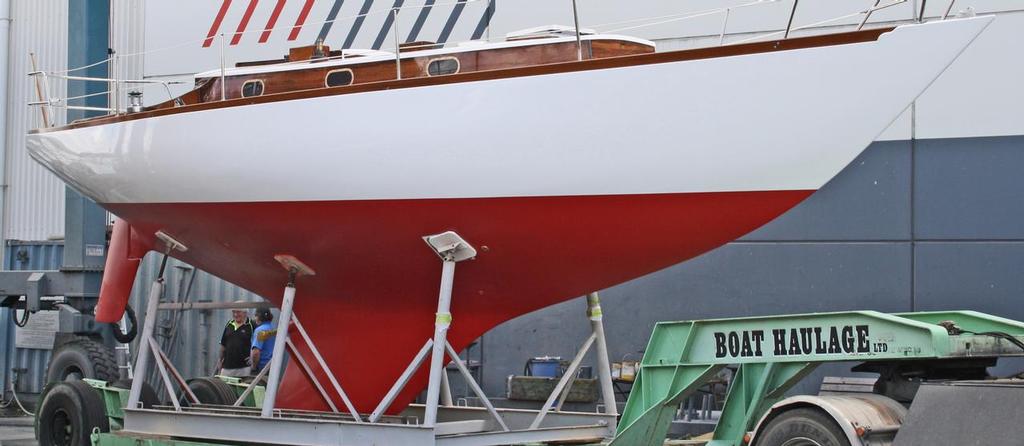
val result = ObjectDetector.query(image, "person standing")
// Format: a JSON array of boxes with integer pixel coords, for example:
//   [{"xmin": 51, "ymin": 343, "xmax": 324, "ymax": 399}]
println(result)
[
  {"xmin": 251, "ymin": 308, "xmax": 277, "ymax": 374},
  {"xmin": 218, "ymin": 304, "xmax": 254, "ymax": 377}
]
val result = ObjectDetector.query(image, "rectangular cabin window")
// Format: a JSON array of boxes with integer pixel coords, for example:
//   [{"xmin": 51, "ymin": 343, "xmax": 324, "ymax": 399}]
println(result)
[
  {"xmin": 427, "ymin": 58, "xmax": 460, "ymax": 76},
  {"xmin": 241, "ymin": 80, "xmax": 264, "ymax": 97},
  {"xmin": 325, "ymin": 69, "xmax": 354, "ymax": 87}
]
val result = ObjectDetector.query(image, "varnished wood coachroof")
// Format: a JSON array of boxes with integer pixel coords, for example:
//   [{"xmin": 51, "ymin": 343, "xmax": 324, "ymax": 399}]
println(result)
[{"xmin": 31, "ymin": 27, "xmax": 893, "ymax": 134}]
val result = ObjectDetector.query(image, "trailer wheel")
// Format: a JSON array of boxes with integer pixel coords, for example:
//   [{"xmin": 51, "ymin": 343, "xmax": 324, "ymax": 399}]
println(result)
[
  {"xmin": 45, "ymin": 337, "xmax": 118, "ymax": 383},
  {"xmin": 35, "ymin": 380, "xmax": 110, "ymax": 446},
  {"xmin": 185, "ymin": 377, "xmax": 237, "ymax": 406},
  {"xmin": 756, "ymin": 408, "xmax": 851, "ymax": 446},
  {"xmin": 109, "ymin": 379, "xmax": 160, "ymax": 408}
]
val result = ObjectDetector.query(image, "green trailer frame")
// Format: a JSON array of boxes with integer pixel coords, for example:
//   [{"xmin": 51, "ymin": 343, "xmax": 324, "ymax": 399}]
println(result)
[
  {"xmin": 86, "ymin": 376, "xmax": 265, "ymax": 446},
  {"xmin": 61, "ymin": 310, "xmax": 1024, "ymax": 446},
  {"xmin": 611, "ymin": 310, "xmax": 1024, "ymax": 446}
]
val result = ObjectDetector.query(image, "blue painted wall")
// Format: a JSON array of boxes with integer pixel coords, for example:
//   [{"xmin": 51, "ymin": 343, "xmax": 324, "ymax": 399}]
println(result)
[{"xmin": 66, "ymin": 0, "xmax": 109, "ymax": 122}]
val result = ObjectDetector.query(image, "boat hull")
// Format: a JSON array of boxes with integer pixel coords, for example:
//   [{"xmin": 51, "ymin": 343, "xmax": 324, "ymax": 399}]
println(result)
[
  {"xmin": 25, "ymin": 17, "xmax": 993, "ymax": 413},
  {"xmin": 104, "ymin": 190, "xmax": 812, "ymax": 411}
]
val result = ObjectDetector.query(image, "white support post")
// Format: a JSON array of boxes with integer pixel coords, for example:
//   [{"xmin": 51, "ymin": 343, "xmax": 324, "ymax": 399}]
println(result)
[
  {"xmin": 292, "ymin": 317, "xmax": 362, "ymax": 421},
  {"xmin": 423, "ymin": 258, "xmax": 456, "ymax": 427},
  {"xmin": 370, "ymin": 339, "xmax": 433, "ymax": 423},
  {"xmin": 110, "ymin": 52, "xmax": 119, "ymax": 115},
  {"xmin": 571, "ymin": 0, "xmax": 583, "ymax": 61},
  {"xmin": 219, "ymin": 33, "xmax": 227, "ymax": 101},
  {"xmin": 445, "ymin": 341, "xmax": 509, "ymax": 431},
  {"xmin": 285, "ymin": 339, "xmax": 339, "ymax": 413},
  {"xmin": 587, "ymin": 292, "xmax": 619, "ymax": 429},
  {"xmin": 233, "ymin": 361, "xmax": 272, "ymax": 407},
  {"xmin": 128, "ymin": 274, "xmax": 164, "ymax": 408},
  {"xmin": 392, "ymin": 8, "xmax": 402, "ymax": 80},
  {"xmin": 440, "ymin": 368, "xmax": 454, "ymax": 407},
  {"xmin": 260, "ymin": 279, "xmax": 298, "ymax": 418},
  {"xmin": 148, "ymin": 337, "xmax": 181, "ymax": 411},
  {"xmin": 530, "ymin": 333, "xmax": 595, "ymax": 429}
]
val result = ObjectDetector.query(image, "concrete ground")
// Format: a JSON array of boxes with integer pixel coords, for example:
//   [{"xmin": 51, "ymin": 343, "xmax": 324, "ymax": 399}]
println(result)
[{"xmin": 0, "ymin": 416, "xmax": 35, "ymax": 446}]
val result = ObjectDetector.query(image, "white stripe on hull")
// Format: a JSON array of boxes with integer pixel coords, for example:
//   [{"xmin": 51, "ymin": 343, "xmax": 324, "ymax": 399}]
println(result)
[{"xmin": 27, "ymin": 17, "xmax": 992, "ymax": 205}]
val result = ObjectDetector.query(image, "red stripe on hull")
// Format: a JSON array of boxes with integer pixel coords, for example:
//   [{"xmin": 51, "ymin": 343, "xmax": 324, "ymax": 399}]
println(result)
[
  {"xmin": 230, "ymin": 0, "xmax": 261, "ymax": 46},
  {"xmin": 104, "ymin": 190, "xmax": 812, "ymax": 412},
  {"xmin": 203, "ymin": 0, "xmax": 234, "ymax": 48},
  {"xmin": 288, "ymin": 0, "xmax": 316, "ymax": 41},
  {"xmin": 259, "ymin": 0, "xmax": 289, "ymax": 43}
]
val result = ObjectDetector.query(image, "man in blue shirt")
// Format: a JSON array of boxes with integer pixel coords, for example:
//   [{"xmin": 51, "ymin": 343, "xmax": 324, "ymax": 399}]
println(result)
[{"xmin": 251, "ymin": 308, "xmax": 277, "ymax": 374}]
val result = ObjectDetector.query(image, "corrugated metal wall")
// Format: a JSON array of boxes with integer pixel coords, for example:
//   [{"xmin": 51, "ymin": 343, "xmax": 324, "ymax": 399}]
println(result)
[
  {"xmin": 4, "ymin": 0, "xmax": 67, "ymax": 242},
  {"xmin": 0, "ymin": 241, "xmax": 265, "ymax": 394},
  {"xmin": 127, "ymin": 252, "xmax": 263, "ymax": 386},
  {"xmin": 109, "ymin": 0, "xmax": 144, "ymax": 107}
]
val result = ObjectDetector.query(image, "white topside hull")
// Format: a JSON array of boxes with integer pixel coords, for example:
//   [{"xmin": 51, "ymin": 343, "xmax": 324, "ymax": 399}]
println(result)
[{"xmin": 27, "ymin": 17, "xmax": 992, "ymax": 205}]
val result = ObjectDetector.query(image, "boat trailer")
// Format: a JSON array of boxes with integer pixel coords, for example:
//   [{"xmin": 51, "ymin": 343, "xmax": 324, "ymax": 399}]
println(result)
[
  {"xmin": 55, "ymin": 231, "xmax": 619, "ymax": 446},
  {"xmin": 33, "ymin": 231, "xmax": 1024, "ymax": 446}
]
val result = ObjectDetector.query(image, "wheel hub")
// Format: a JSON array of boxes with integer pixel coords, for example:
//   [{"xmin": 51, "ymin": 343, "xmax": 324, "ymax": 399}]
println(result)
[{"xmin": 49, "ymin": 408, "xmax": 73, "ymax": 446}]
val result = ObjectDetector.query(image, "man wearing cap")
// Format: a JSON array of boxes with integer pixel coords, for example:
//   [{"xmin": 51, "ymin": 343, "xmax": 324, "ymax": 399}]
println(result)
[
  {"xmin": 218, "ymin": 303, "xmax": 254, "ymax": 377},
  {"xmin": 251, "ymin": 308, "xmax": 277, "ymax": 374}
]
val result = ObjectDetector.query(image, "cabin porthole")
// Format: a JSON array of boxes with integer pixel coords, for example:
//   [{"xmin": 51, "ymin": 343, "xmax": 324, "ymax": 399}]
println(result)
[
  {"xmin": 427, "ymin": 57, "xmax": 460, "ymax": 76},
  {"xmin": 241, "ymin": 79, "xmax": 265, "ymax": 97},
  {"xmin": 325, "ymin": 69, "xmax": 355, "ymax": 87}
]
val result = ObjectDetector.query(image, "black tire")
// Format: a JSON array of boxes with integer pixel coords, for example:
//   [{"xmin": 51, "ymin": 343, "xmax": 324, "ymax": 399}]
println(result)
[
  {"xmin": 45, "ymin": 337, "xmax": 119, "ymax": 383},
  {"xmin": 109, "ymin": 305, "xmax": 137, "ymax": 344},
  {"xmin": 108, "ymin": 379, "xmax": 159, "ymax": 408},
  {"xmin": 35, "ymin": 380, "xmax": 110, "ymax": 446},
  {"xmin": 184, "ymin": 377, "xmax": 237, "ymax": 406},
  {"xmin": 755, "ymin": 408, "xmax": 851, "ymax": 446}
]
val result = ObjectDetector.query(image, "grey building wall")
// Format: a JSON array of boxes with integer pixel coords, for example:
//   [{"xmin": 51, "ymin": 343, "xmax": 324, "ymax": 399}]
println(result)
[{"xmin": 478, "ymin": 134, "xmax": 1024, "ymax": 398}]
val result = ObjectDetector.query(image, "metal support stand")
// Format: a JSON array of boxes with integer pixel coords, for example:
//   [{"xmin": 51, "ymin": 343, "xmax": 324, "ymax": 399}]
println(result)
[
  {"xmin": 424, "ymin": 258, "xmax": 457, "ymax": 427},
  {"xmin": 118, "ymin": 231, "xmax": 618, "ymax": 445},
  {"xmin": 530, "ymin": 292, "xmax": 618, "ymax": 430},
  {"xmin": 127, "ymin": 273, "xmax": 163, "ymax": 408},
  {"xmin": 128, "ymin": 232, "xmax": 188, "ymax": 409},
  {"xmin": 441, "ymin": 369, "xmax": 454, "ymax": 407},
  {"xmin": 589, "ymin": 293, "xmax": 619, "ymax": 426},
  {"xmin": 370, "ymin": 339, "xmax": 434, "ymax": 422},
  {"xmin": 260, "ymin": 276, "xmax": 297, "ymax": 418}
]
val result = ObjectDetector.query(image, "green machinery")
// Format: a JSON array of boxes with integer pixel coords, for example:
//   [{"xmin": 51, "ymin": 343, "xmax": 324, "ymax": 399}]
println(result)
[
  {"xmin": 86, "ymin": 376, "xmax": 264, "ymax": 446},
  {"xmin": 611, "ymin": 310, "xmax": 1024, "ymax": 446}
]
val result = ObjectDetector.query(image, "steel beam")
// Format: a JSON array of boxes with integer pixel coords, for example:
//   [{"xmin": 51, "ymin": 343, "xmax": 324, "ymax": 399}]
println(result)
[
  {"xmin": 436, "ymin": 424, "xmax": 610, "ymax": 446},
  {"xmin": 158, "ymin": 301, "xmax": 269, "ymax": 311},
  {"xmin": 124, "ymin": 408, "xmax": 433, "ymax": 445},
  {"xmin": 401, "ymin": 405, "xmax": 618, "ymax": 431},
  {"xmin": 0, "ymin": 270, "xmax": 100, "ymax": 300}
]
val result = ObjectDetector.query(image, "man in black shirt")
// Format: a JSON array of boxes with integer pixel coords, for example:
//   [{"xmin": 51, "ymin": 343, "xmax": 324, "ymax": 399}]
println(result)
[{"xmin": 218, "ymin": 303, "xmax": 254, "ymax": 377}]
